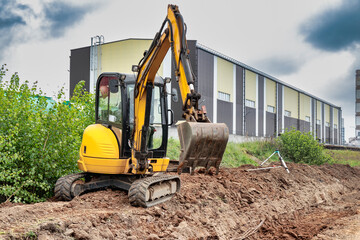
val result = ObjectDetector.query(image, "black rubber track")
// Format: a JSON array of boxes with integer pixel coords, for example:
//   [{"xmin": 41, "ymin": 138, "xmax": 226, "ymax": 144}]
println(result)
[
  {"xmin": 128, "ymin": 175, "xmax": 180, "ymax": 208},
  {"xmin": 54, "ymin": 173, "xmax": 86, "ymax": 201}
]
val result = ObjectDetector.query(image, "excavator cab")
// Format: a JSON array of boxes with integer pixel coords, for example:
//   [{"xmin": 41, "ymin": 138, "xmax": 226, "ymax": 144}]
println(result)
[{"xmin": 79, "ymin": 72, "xmax": 171, "ymax": 169}]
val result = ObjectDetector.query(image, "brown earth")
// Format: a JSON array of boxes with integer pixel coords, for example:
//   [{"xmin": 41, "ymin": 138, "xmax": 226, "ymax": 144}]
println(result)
[{"xmin": 1, "ymin": 163, "xmax": 360, "ymax": 240}]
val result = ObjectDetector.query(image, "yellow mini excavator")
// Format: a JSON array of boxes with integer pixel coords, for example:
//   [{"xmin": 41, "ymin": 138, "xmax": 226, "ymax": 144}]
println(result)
[{"xmin": 55, "ymin": 5, "xmax": 229, "ymax": 208}]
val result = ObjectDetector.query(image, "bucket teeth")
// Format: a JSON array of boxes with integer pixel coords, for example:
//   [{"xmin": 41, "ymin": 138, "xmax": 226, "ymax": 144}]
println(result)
[{"xmin": 177, "ymin": 122, "xmax": 229, "ymax": 174}]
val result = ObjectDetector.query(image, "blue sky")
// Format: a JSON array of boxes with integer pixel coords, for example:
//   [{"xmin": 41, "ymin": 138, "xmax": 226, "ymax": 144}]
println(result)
[{"xmin": 1, "ymin": 0, "xmax": 359, "ymax": 140}]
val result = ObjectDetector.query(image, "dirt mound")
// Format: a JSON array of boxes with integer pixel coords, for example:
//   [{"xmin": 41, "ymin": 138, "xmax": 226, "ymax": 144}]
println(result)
[{"xmin": 1, "ymin": 163, "xmax": 360, "ymax": 239}]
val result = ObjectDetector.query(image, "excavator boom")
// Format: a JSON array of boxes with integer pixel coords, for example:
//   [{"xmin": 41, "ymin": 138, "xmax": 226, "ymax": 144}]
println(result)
[{"xmin": 132, "ymin": 5, "xmax": 229, "ymax": 175}]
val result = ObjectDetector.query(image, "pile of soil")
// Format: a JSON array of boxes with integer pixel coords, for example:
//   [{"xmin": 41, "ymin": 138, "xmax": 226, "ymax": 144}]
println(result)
[{"xmin": 1, "ymin": 163, "xmax": 360, "ymax": 239}]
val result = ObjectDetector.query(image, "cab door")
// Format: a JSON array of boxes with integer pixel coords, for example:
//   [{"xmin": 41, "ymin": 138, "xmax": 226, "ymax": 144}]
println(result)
[{"xmin": 95, "ymin": 73, "xmax": 126, "ymax": 156}]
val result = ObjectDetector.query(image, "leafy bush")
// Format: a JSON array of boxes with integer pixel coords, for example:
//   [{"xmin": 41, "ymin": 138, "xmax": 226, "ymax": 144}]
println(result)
[
  {"xmin": 0, "ymin": 65, "xmax": 94, "ymax": 203},
  {"xmin": 277, "ymin": 129, "xmax": 332, "ymax": 165}
]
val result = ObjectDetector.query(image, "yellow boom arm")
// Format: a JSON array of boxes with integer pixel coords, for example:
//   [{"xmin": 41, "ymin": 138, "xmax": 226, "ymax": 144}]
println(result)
[{"xmin": 132, "ymin": 5, "xmax": 228, "ymax": 174}]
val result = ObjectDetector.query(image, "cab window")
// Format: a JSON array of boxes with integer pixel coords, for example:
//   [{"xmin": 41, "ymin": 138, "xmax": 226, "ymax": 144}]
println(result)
[
  {"xmin": 126, "ymin": 84, "xmax": 163, "ymax": 149},
  {"xmin": 97, "ymin": 76, "xmax": 122, "ymax": 126}
]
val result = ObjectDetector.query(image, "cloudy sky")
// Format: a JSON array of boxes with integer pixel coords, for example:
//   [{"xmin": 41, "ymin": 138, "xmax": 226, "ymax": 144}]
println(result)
[{"xmin": 1, "ymin": 0, "xmax": 360, "ymax": 140}]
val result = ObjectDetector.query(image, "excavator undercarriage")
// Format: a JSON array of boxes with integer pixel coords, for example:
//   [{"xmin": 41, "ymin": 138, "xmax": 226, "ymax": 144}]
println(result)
[{"xmin": 55, "ymin": 172, "xmax": 180, "ymax": 208}]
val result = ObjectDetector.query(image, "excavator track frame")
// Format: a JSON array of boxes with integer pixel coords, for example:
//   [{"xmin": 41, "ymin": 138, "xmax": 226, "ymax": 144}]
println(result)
[{"xmin": 128, "ymin": 174, "xmax": 180, "ymax": 208}]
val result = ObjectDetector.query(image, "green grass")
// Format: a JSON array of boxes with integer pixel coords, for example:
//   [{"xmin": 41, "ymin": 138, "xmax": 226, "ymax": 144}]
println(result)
[
  {"xmin": 325, "ymin": 149, "xmax": 360, "ymax": 167},
  {"xmin": 221, "ymin": 141, "xmax": 278, "ymax": 167},
  {"xmin": 158, "ymin": 137, "xmax": 360, "ymax": 168},
  {"xmin": 166, "ymin": 138, "xmax": 181, "ymax": 160},
  {"xmin": 162, "ymin": 138, "xmax": 279, "ymax": 168}
]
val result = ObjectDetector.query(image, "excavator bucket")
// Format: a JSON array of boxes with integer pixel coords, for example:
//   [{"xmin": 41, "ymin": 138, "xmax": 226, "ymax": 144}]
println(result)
[{"xmin": 177, "ymin": 122, "xmax": 229, "ymax": 175}]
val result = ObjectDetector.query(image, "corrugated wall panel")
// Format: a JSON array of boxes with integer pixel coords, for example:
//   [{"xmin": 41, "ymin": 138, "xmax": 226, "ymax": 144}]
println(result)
[
  {"xmin": 245, "ymin": 107, "xmax": 256, "ymax": 136},
  {"xmin": 236, "ymin": 66, "xmax": 244, "ymax": 135},
  {"xmin": 299, "ymin": 93, "xmax": 311, "ymax": 121},
  {"xmin": 312, "ymin": 98, "xmax": 316, "ymax": 137},
  {"xmin": 322, "ymin": 102, "xmax": 325, "ymax": 142},
  {"xmin": 245, "ymin": 70, "xmax": 256, "ymax": 102},
  {"xmin": 70, "ymin": 47, "xmax": 90, "ymax": 97},
  {"xmin": 217, "ymin": 58, "xmax": 234, "ymax": 102},
  {"xmin": 284, "ymin": 86, "xmax": 298, "ymax": 117},
  {"xmin": 266, "ymin": 78, "xmax": 276, "ymax": 111},
  {"xmin": 277, "ymin": 84, "xmax": 283, "ymax": 132},
  {"xmin": 197, "ymin": 49, "xmax": 214, "ymax": 122},
  {"xmin": 325, "ymin": 104, "xmax": 330, "ymax": 124},
  {"xmin": 284, "ymin": 117, "xmax": 298, "ymax": 130},
  {"xmin": 317, "ymin": 101, "xmax": 322, "ymax": 121},
  {"xmin": 333, "ymin": 108, "xmax": 339, "ymax": 125},
  {"xmin": 217, "ymin": 100, "xmax": 233, "ymax": 132},
  {"xmin": 266, "ymin": 112, "xmax": 276, "ymax": 137},
  {"xmin": 101, "ymin": 39, "xmax": 153, "ymax": 74},
  {"xmin": 188, "ymin": 40, "xmax": 198, "ymax": 91},
  {"xmin": 258, "ymin": 76, "xmax": 264, "ymax": 137},
  {"xmin": 330, "ymin": 107, "xmax": 333, "ymax": 143}
]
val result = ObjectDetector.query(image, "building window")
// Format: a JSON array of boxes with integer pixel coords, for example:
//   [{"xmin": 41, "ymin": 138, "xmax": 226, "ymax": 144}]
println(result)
[
  {"xmin": 245, "ymin": 99, "xmax": 255, "ymax": 108},
  {"xmin": 325, "ymin": 122, "xmax": 330, "ymax": 127},
  {"xmin": 357, "ymin": 79, "xmax": 360, "ymax": 86},
  {"xmin": 334, "ymin": 124, "xmax": 338, "ymax": 129},
  {"xmin": 357, "ymin": 90, "xmax": 360, "ymax": 99},
  {"xmin": 357, "ymin": 103, "xmax": 360, "ymax": 112},
  {"xmin": 316, "ymin": 119, "xmax": 321, "ymax": 125},
  {"xmin": 356, "ymin": 116, "xmax": 360, "ymax": 125},
  {"xmin": 267, "ymin": 105, "xmax": 275, "ymax": 113},
  {"xmin": 305, "ymin": 116, "xmax": 311, "ymax": 122},
  {"xmin": 218, "ymin": 91, "xmax": 230, "ymax": 102},
  {"xmin": 284, "ymin": 110, "xmax": 291, "ymax": 117}
]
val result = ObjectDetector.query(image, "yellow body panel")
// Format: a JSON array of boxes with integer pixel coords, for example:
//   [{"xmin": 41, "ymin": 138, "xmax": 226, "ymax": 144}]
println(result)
[
  {"xmin": 78, "ymin": 156, "xmax": 129, "ymax": 174},
  {"xmin": 80, "ymin": 124, "xmax": 119, "ymax": 159},
  {"xmin": 149, "ymin": 158, "xmax": 170, "ymax": 172},
  {"xmin": 78, "ymin": 124, "xmax": 169, "ymax": 174},
  {"xmin": 78, "ymin": 156, "xmax": 169, "ymax": 174}
]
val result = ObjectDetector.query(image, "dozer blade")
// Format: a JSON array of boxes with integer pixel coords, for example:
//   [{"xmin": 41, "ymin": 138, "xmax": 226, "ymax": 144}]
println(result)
[
  {"xmin": 177, "ymin": 122, "xmax": 229, "ymax": 175},
  {"xmin": 128, "ymin": 174, "xmax": 180, "ymax": 208}
]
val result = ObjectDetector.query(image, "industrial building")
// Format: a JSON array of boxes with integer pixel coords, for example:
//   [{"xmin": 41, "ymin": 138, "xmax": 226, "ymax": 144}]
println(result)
[
  {"xmin": 356, "ymin": 70, "xmax": 360, "ymax": 138},
  {"xmin": 69, "ymin": 38, "xmax": 342, "ymax": 144}
]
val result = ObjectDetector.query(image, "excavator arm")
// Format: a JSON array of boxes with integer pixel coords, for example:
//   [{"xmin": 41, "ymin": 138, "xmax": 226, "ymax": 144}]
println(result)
[{"xmin": 132, "ymin": 4, "xmax": 229, "ymax": 175}]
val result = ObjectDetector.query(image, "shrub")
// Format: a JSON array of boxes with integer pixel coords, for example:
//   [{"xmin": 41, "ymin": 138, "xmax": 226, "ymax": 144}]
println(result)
[
  {"xmin": 0, "ymin": 65, "xmax": 94, "ymax": 203},
  {"xmin": 277, "ymin": 129, "xmax": 332, "ymax": 165}
]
